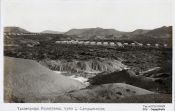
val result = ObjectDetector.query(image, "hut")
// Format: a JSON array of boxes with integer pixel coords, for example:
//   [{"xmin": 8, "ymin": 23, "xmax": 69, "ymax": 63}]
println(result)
[
  {"xmin": 78, "ymin": 41, "xmax": 84, "ymax": 44},
  {"xmin": 97, "ymin": 42, "xmax": 102, "ymax": 45},
  {"xmin": 90, "ymin": 41, "xmax": 96, "ymax": 45},
  {"xmin": 147, "ymin": 44, "xmax": 151, "ymax": 47},
  {"xmin": 134, "ymin": 42, "xmax": 143, "ymax": 47},
  {"xmin": 116, "ymin": 42, "xmax": 123, "ymax": 47},
  {"xmin": 74, "ymin": 41, "xmax": 79, "ymax": 44},
  {"xmin": 71, "ymin": 40, "xmax": 78, "ymax": 44},
  {"xmin": 83, "ymin": 41, "xmax": 89, "ymax": 45},
  {"xmin": 67, "ymin": 41, "xmax": 71, "ymax": 44},
  {"xmin": 109, "ymin": 42, "xmax": 115, "ymax": 46},
  {"xmin": 55, "ymin": 41, "xmax": 61, "ymax": 44},
  {"xmin": 123, "ymin": 43, "xmax": 128, "ymax": 46},
  {"xmin": 62, "ymin": 41, "xmax": 66, "ymax": 44},
  {"xmin": 103, "ymin": 42, "xmax": 108, "ymax": 46},
  {"xmin": 138, "ymin": 43, "xmax": 143, "ymax": 47},
  {"xmin": 131, "ymin": 43, "xmax": 136, "ymax": 47},
  {"xmin": 164, "ymin": 44, "xmax": 167, "ymax": 47},
  {"xmin": 155, "ymin": 44, "xmax": 159, "ymax": 47}
]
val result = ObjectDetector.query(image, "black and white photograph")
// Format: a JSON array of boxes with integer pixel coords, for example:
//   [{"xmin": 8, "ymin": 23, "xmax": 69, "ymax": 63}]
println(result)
[{"xmin": 1, "ymin": 0, "xmax": 174, "ymax": 107}]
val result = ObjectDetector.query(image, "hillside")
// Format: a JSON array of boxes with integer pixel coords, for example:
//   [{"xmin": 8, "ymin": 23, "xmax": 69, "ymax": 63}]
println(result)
[
  {"xmin": 65, "ymin": 26, "xmax": 172, "ymax": 41},
  {"xmin": 88, "ymin": 69, "xmax": 172, "ymax": 93},
  {"xmin": 4, "ymin": 27, "xmax": 30, "ymax": 33},
  {"xmin": 4, "ymin": 57, "xmax": 85, "ymax": 102},
  {"xmin": 125, "ymin": 26, "xmax": 172, "ymax": 39},
  {"xmin": 41, "ymin": 30, "xmax": 64, "ymax": 34},
  {"xmin": 65, "ymin": 27, "xmax": 126, "ymax": 40},
  {"xmin": 64, "ymin": 83, "xmax": 154, "ymax": 103},
  {"xmin": 130, "ymin": 29, "xmax": 150, "ymax": 35},
  {"xmin": 145, "ymin": 26, "xmax": 172, "ymax": 38}
]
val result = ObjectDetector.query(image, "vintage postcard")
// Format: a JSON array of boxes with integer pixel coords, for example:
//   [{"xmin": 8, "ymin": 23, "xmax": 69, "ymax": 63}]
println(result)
[{"xmin": 0, "ymin": 0, "xmax": 174, "ymax": 111}]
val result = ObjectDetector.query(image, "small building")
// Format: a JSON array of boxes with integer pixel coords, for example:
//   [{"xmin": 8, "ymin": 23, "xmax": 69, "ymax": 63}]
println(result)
[
  {"xmin": 164, "ymin": 44, "xmax": 167, "ymax": 47},
  {"xmin": 27, "ymin": 44, "xmax": 34, "ymax": 47},
  {"xmin": 74, "ymin": 41, "xmax": 79, "ymax": 44},
  {"xmin": 116, "ymin": 42, "xmax": 123, "ymax": 47},
  {"xmin": 138, "ymin": 43, "xmax": 143, "ymax": 47},
  {"xmin": 147, "ymin": 44, "xmax": 151, "ymax": 47},
  {"xmin": 71, "ymin": 40, "xmax": 78, "ymax": 44},
  {"xmin": 155, "ymin": 44, "xmax": 159, "ymax": 47},
  {"xmin": 109, "ymin": 42, "xmax": 115, "ymax": 46},
  {"xmin": 134, "ymin": 42, "xmax": 143, "ymax": 47},
  {"xmin": 61, "ymin": 41, "xmax": 66, "ymax": 44},
  {"xmin": 123, "ymin": 43, "xmax": 128, "ymax": 46},
  {"xmin": 90, "ymin": 41, "xmax": 96, "ymax": 45},
  {"xmin": 97, "ymin": 42, "xmax": 102, "ymax": 45},
  {"xmin": 84, "ymin": 41, "xmax": 90, "ymax": 45},
  {"xmin": 131, "ymin": 43, "xmax": 136, "ymax": 46},
  {"xmin": 103, "ymin": 42, "xmax": 108, "ymax": 46},
  {"xmin": 55, "ymin": 41, "xmax": 61, "ymax": 44},
  {"xmin": 78, "ymin": 41, "xmax": 84, "ymax": 44},
  {"xmin": 67, "ymin": 41, "xmax": 71, "ymax": 44}
]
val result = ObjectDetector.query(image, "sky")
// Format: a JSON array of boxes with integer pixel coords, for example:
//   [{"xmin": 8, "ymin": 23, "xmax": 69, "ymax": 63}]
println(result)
[{"xmin": 2, "ymin": 0, "xmax": 172, "ymax": 32}]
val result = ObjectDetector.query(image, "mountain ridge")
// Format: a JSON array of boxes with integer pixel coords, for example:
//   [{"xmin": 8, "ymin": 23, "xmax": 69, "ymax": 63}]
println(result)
[
  {"xmin": 41, "ymin": 30, "xmax": 64, "ymax": 34},
  {"xmin": 4, "ymin": 26, "xmax": 172, "ymax": 41}
]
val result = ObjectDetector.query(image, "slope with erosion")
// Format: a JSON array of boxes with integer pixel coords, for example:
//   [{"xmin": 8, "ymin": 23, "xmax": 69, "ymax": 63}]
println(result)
[{"xmin": 39, "ymin": 58, "xmax": 128, "ymax": 78}]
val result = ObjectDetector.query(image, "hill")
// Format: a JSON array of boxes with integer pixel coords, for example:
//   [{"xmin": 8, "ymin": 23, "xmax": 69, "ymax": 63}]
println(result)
[
  {"xmin": 130, "ymin": 29, "xmax": 150, "ymax": 35},
  {"xmin": 65, "ymin": 26, "xmax": 172, "ymax": 41},
  {"xmin": 65, "ymin": 27, "xmax": 126, "ymax": 40},
  {"xmin": 4, "ymin": 27, "xmax": 30, "ymax": 33},
  {"xmin": 145, "ymin": 26, "xmax": 172, "ymax": 38},
  {"xmin": 88, "ymin": 69, "xmax": 171, "ymax": 93},
  {"xmin": 63, "ymin": 83, "xmax": 154, "ymax": 103},
  {"xmin": 4, "ymin": 57, "xmax": 85, "ymax": 102},
  {"xmin": 119, "ymin": 26, "xmax": 172, "ymax": 44},
  {"xmin": 41, "ymin": 30, "xmax": 64, "ymax": 34}
]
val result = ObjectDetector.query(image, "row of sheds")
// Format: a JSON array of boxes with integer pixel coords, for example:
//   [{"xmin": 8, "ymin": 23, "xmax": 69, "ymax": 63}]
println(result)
[{"xmin": 55, "ymin": 40, "xmax": 168, "ymax": 47}]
